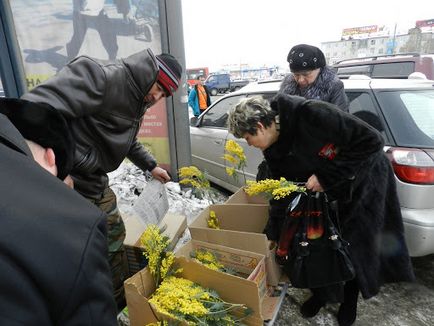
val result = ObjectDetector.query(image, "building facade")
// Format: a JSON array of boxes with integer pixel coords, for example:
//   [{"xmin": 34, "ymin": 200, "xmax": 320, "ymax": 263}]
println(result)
[{"xmin": 322, "ymin": 27, "xmax": 434, "ymax": 64}]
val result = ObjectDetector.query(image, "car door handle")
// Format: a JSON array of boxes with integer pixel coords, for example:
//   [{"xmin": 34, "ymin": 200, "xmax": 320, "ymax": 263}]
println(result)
[{"xmin": 213, "ymin": 140, "xmax": 223, "ymax": 145}]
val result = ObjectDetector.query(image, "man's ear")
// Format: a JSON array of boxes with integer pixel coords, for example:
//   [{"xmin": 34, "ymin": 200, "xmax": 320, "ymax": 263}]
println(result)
[{"xmin": 44, "ymin": 148, "xmax": 56, "ymax": 168}]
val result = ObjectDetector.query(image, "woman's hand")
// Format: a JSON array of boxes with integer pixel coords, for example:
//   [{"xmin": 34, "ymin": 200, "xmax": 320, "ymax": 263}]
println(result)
[
  {"xmin": 306, "ymin": 174, "xmax": 324, "ymax": 192},
  {"xmin": 150, "ymin": 166, "xmax": 171, "ymax": 183}
]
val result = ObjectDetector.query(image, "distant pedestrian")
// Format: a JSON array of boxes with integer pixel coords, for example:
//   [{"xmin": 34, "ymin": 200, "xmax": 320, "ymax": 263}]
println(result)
[
  {"xmin": 280, "ymin": 43, "xmax": 349, "ymax": 112},
  {"xmin": 188, "ymin": 75, "xmax": 212, "ymax": 117}
]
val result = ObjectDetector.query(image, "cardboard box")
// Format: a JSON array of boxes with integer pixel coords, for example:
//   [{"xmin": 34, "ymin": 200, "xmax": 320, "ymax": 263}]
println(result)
[
  {"xmin": 189, "ymin": 204, "xmax": 282, "ymax": 286},
  {"xmin": 124, "ymin": 212, "xmax": 187, "ymax": 277},
  {"xmin": 225, "ymin": 187, "xmax": 269, "ymax": 205},
  {"xmin": 176, "ymin": 239, "xmax": 267, "ymax": 299},
  {"xmin": 125, "ymin": 257, "xmax": 282, "ymax": 326}
]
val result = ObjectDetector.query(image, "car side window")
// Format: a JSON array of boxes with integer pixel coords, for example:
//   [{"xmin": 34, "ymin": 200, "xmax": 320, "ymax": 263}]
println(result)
[
  {"xmin": 346, "ymin": 91, "xmax": 386, "ymax": 138},
  {"xmin": 201, "ymin": 95, "xmax": 245, "ymax": 128},
  {"xmin": 371, "ymin": 62, "xmax": 415, "ymax": 78},
  {"xmin": 400, "ymin": 92, "xmax": 434, "ymax": 140},
  {"xmin": 246, "ymin": 92, "xmax": 277, "ymax": 103}
]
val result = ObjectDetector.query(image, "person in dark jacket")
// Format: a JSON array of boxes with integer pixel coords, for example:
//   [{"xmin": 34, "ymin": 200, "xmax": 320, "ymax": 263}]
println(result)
[
  {"xmin": 0, "ymin": 98, "xmax": 117, "ymax": 325},
  {"xmin": 21, "ymin": 48, "xmax": 183, "ymax": 310},
  {"xmin": 188, "ymin": 75, "xmax": 212, "ymax": 116},
  {"xmin": 279, "ymin": 43, "xmax": 349, "ymax": 112},
  {"xmin": 228, "ymin": 95, "xmax": 414, "ymax": 326}
]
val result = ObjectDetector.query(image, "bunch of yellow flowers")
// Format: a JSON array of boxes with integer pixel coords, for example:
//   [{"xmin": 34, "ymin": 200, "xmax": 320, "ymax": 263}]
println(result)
[
  {"xmin": 223, "ymin": 140, "xmax": 246, "ymax": 181},
  {"xmin": 140, "ymin": 225, "xmax": 179, "ymax": 287},
  {"xmin": 178, "ymin": 165, "xmax": 210, "ymax": 189},
  {"xmin": 245, "ymin": 177, "xmax": 306, "ymax": 200},
  {"xmin": 148, "ymin": 276, "xmax": 251, "ymax": 325},
  {"xmin": 207, "ymin": 210, "xmax": 220, "ymax": 229},
  {"xmin": 191, "ymin": 249, "xmax": 225, "ymax": 271},
  {"xmin": 146, "ymin": 321, "xmax": 169, "ymax": 326},
  {"xmin": 140, "ymin": 225, "xmax": 252, "ymax": 325},
  {"xmin": 178, "ymin": 165, "xmax": 220, "ymax": 202}
]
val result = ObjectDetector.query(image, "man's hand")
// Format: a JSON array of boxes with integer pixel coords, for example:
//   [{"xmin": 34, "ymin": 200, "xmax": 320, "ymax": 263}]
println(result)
[
  {"xmin": 150, "ymin": 166, "xmax": 171, "ymax": 183},
  {"xmin": 306, "ymin": 174, "xmax": 324, "ymax": 192},
  {"xmin": 63, "ymin": 175, "xmax": 74, "ymax": 189}
]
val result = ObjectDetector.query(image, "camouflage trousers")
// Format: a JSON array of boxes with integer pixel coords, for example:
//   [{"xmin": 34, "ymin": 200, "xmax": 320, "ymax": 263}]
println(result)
[{"xmin": 88, "ymin": 187, "xmax": 128, "ymax": 311}]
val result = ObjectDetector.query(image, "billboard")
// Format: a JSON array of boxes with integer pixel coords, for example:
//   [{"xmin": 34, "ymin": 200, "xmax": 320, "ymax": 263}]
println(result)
[
  {"xmin": 9, "ymin": 0, "xmax": 173, "ymax": 170},
  {"xmin": 416, "ymin": 19, "xmax": 434, "ymax": 28},
  {"xmin": 342, "ymin": 25, "xmax": 378, "ymax": 40}
]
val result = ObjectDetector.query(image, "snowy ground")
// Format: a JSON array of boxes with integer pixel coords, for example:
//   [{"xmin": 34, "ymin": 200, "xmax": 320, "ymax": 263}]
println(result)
[
  {"xmin": 108, "ymin": 162, "xmax": 229, "ymax": 252},
  {"xmin": 110, "ymin": 162, "xmax": 434, "ymax": 326}
]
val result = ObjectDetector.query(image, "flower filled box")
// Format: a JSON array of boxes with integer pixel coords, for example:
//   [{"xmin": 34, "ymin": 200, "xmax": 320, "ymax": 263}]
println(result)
[
  {"xmin": 125, "ymin": 256, "xmax": 266, "ymax": 326},
  {"xmin": 124, "ymin": 212, "xmax": 187, "ymax": 277},
  {"xmin": 189, "ymin": 204, "xmax": 282, "ymax": 286},
  {"xmin": 175, "ymin": 239, "xmax": 268, "ymax": 299},
  {"xmin": 225, "ymin": 187, "xmax": 269, "ymax": 205}
]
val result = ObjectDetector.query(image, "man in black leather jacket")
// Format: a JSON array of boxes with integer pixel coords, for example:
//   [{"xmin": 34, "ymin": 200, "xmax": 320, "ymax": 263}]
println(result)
[
  {"xmin": 0, "ymin": 98, "xmax": 118, "ymax": 325},
  {"xmin": 21, "ymin": 48, "xmax": 183, "ymax": 309}
]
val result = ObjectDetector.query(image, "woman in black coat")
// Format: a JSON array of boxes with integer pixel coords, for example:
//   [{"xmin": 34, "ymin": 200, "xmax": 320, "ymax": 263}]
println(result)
[
  {"xmin": 228, "ymin": 94, "xmax": 415, "ymax": 326},
  {"xmin": 279, "ymin": 43, "xmax": 349, "ymax": 112}
]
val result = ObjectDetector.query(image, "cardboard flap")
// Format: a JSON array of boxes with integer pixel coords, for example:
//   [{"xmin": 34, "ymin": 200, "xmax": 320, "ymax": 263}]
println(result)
[
  {"xmin": 190, "ymin": 227, "xmax": 269, "ymax": 256},
  {"xmin": 124, "ymin": 268, "xmax": 159, "ymax": 324},
  {"xmin": 206, "ymin": 204, "xmax": 269, "ymax": 232},
  {"xmin": 226, "ymin": 187, "xmax": 269, "ymax": 205},
  {"xmin": 125, "ymin": 212, "xmax": 187, "ymax": 248},
  {"xmin": 261, "ymin": 295, "xmax": 281, "ymax": 321},
  {"xmin": 175, "ymin": 239, "xmax": 267, "ymax": 298}
]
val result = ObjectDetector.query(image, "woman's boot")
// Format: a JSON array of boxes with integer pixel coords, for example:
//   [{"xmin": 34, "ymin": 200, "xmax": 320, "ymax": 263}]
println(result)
[
  {"xmin": 337, "ymin": 279, "xmax": 359, "ymax": 326},
  {"xmin": 300, "ymin": 295, "xmax": 325, "ymax": 318}
]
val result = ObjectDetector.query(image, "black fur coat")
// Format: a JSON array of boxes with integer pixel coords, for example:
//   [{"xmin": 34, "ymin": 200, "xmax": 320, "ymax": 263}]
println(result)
[{"xmin": 264, "ymin": 94, "xmax": 415, "ymax": 299}]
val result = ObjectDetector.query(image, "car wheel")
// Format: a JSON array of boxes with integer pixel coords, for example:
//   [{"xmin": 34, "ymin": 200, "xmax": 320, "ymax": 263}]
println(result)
[
  {"xmin": 210, "ymin": 88, "xmax": 218, "ymax": 96},
  {"xmin": 233, "ymin": 86, "xmax": 241, "ymax": 91}
]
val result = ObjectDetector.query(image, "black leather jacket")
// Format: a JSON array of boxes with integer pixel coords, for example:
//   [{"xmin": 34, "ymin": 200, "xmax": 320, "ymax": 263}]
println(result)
[{"xmin": 22, "ymin": 49, "xmax": 159, "ymax": 199}]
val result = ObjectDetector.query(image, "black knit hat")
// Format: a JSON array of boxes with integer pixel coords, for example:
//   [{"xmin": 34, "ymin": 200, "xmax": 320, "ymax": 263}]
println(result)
[
  {"xmin": 155, "ymin": 53, "xmax": 183, "ymax": 96},
  {"xmin": 0, "ymin": 98, "xmax": 74, "ymax": 180},
  {"xmin": 287, "ymin": 44, "xmax": 326, "ymax": 72}
]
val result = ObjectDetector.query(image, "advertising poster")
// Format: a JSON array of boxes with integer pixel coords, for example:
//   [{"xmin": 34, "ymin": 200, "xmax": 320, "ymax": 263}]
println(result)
[{"xmin": 9, "ymin": 0, "xmax": 172, "ymax": 168}]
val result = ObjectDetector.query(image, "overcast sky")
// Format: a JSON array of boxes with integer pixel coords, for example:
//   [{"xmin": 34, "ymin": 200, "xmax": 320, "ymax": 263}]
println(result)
[{"xmin": 181, "ymin": 0, "xmax": 433, "ymax": 72}]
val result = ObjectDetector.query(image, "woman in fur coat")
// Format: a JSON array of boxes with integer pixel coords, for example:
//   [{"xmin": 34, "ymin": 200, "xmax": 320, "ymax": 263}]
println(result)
[
  {"xmin": 228, "ymin": 94, "xmax": 415, "ymax": 326},
  {"xmin": 256, "ymin": 44, "xmax": 349, "ymax": 181},
  {"xmin": 279, "ymin": 43, "xmax": 349, "ymax": 112}
]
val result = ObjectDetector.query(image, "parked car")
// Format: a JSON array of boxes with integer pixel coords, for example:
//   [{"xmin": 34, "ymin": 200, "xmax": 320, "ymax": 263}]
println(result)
[
  {"xmin": 190, "ymin": 76, "xmax": 434, "ymax": 257},
  {"xmin": 332, "ymin": 53, "xmax": 434, "ymax": 80},
  {"xmin": 204, "ymin": 73, "xmax": 250, "ymax": 95}
]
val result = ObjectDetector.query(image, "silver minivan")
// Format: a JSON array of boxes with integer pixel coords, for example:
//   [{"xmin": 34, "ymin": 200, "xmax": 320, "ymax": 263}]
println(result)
[{"xmin": 190, "ymin": 76, "xmax": 434, "ymax": 257}]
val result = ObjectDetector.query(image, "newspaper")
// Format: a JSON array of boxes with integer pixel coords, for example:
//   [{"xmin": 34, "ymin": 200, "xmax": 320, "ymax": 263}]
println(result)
[{"xmin": 132, "ymin": 179, "xmax": 169, "ymax": 228}]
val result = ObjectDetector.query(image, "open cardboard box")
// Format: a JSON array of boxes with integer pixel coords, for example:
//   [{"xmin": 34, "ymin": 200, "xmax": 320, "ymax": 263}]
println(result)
[
  {"xmin": 124, "ymin": 212, "xmax": 187, "ymax": 276},
  {"xmin": 125, "ymin": 257, "xmax": 282, "ymax": 326},
  {"xmin": 225, "ymin": 187, "xmax": 269, "ymax": 205},
  {"xmin": 176, "ymin": 239, "xmax": 267, "ymax": 299},
  {"xmin": 189, "ymin": 204, "xmax": 282, "ymax": 286}
]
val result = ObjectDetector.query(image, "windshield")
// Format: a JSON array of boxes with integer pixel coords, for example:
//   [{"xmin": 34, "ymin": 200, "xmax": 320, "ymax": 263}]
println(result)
[{"xmin": 377, "ymin": 89, "xmax": 434, "ymax": 148}]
